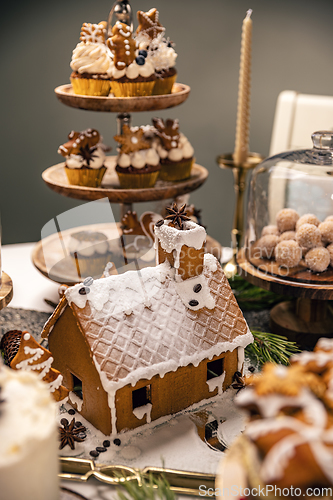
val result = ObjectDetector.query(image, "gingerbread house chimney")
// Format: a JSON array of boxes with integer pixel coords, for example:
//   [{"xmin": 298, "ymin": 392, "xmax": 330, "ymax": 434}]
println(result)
[{"xmin": 154, "ymin": 204, "xmax": 206, "ymax": 280}]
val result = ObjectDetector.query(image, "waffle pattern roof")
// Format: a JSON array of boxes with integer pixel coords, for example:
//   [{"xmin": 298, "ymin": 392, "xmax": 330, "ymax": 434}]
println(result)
[{"xmin": 64, "ymin": 258, "xmax": 251, "ymax": 391}]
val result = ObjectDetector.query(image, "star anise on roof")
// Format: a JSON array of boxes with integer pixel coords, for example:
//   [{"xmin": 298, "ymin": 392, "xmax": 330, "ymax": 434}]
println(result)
[
  {"xmin": 79, "ymin": 144, "xmax": 98, "ymax": 166},
  {"xmin": 59, "ymin": 418, "xmax": 87, "ymax": 450},
  {"xmin": 165, "ymin": 203, "xmax": 191, "ymax": 230}
]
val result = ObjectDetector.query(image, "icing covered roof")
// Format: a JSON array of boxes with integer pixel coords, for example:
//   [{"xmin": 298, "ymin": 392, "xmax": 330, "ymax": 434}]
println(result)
[{"xmin": 43, "ymin": 255, "xmax": 252, "ymax": 393}]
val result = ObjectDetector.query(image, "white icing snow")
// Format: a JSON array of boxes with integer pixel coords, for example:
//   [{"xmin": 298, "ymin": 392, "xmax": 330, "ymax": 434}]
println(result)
[
  {"xmin": 292, "ymin": 349, "xmax": 333, "ymax": 367},
  {"xmin": 206, "ymin": 372, "xmax": 225, "ymax": 395},
  {"xmin": 133, "ymin": 403, "xmax": 152, "ymax": 423},
  {"xmin": 69, "ymin": 391, "xmax": 83, "ymax": 412},
  {"xmin": 174, "ymin": 273, "xmax": 215, "ymax": 310},
  {"xmin": 237, "ymin": 346, "xmax": 245, "ymax": 372},
  {"xmin": 315, "ymin": 337, "xmax": 333, "ymax": 351},
  {"xmin": 203, "ymin": 253, "xmax": 218, "ymax": 273}
]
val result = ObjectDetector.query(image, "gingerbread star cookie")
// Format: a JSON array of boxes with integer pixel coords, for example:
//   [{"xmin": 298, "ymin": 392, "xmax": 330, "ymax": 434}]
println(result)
[
  {"xmin": 80, "ymin": 21, "xmax": 107, "ymax": 44},
  {"xmin": 152, "ymin": 118, "xmax": 180, "ymax": 150},
  {"xmin": 58, "ymin": 129, "xmax": 100, "ymax": 157},
  {"xmin": 107, "ymin": 22, "xmax": 136, "ymax": 70},
  {"xmin": 136, "ymin": 8, "xmax": 165, "ymax": 40},
  {"xmin": 114, "ymin": 125, "xmax": 150, "ymax": 154}
]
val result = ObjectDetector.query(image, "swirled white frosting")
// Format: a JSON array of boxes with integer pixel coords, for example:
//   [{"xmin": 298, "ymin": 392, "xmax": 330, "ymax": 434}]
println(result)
[
  {"xmin": 118, "ymin": 148, "xmax": 160, "ymax": 169},
  {"xmin": 70, "ymin": 42, "xmax": 113, "ymax": 76},
  {"xmin": 64, "ymin": 145, "xmax": 106, "ymax": 170},
  {"xmin": 146, "ymin": 35, "xmax": 177, "ymax": 72},
  {"xmin": 110, "ymin": 58, "xmax": 155, "ymax": 79},
  {"xmin": 157, "ymin": 133, "xmax": 194, "ymax": 161}
]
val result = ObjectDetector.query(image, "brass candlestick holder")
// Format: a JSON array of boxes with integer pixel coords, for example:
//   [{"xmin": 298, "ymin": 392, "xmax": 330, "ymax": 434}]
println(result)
[{"xmin": 217, "ymin": 152, "xmax": 264, "ymax": 278}]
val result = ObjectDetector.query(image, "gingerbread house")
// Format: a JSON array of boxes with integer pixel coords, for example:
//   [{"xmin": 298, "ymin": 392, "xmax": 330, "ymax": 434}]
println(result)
[{"xmin": 42, "ymin": 209, "xmax": 252, "ymax": 436}]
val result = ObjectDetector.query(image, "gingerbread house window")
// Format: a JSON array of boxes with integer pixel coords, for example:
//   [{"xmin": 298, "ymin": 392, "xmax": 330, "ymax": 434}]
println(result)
[
  {"xmin": 207, "ymin": 358, "xmax": 224, "ymax": 381},
  {"xmin": 132, "ymin": 385, "xmax": 151, "ymax": 410},
  {"xmin": 71, "ymin": 373, "xmax": 83, "ymax": 400}
]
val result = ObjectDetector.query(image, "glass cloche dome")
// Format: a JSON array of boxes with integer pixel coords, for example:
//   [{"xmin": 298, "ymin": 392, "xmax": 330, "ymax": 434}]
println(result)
[{"xmin": 245, "ymin": 131, "xmax": 333, "ymax": 276}]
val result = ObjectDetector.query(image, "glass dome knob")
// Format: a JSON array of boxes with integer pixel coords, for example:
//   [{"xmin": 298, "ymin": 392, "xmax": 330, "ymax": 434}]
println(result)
[{"xmin": 312, "ymin": 130, "xmax": 333, "ymax": 150}]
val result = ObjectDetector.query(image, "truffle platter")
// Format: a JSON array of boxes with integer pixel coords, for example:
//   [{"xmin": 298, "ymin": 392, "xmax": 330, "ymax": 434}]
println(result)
[
  {"xmin": 42, "ymin": 157, "xmax": 208, "ymax": 204},
  {"xmin": 54, "ymin": 83, "xmax": 190, "ymax": 113},
  {"xmin": 246, "ymin": 244, "xmax": 333, "ymax": 285}
]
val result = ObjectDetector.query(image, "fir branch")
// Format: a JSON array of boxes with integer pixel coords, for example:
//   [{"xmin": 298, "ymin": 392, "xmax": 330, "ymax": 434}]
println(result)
[
  {"xmin": 116, "ymin": 470, "xmax": 176, "ymax": 500},
  {"xmin": 246, "ymin": 330, "xmax": 300, "ymax": 367},
  {"xmin": 228, "ymin": 275, "xmax": 289, "ymax": 311}
]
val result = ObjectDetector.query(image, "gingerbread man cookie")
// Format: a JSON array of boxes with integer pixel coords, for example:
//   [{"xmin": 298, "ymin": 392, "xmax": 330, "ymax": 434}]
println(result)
[
  {"xmin": 114, "ymin": 125, "xmax": 150, "ymax": 154},
  {"xmin": 136, "ymin": 8, "xmax": 165, "ymax": 40},
  {"xmin": 58, "ymin": 129, "xmax": 100, "ymax": 157},
  {"xmin": 152, "ymin": 118, "xmax": 180, "ymax": 150},
  {"xmin": 80, "ymin": 21, "xmax": 107, "ymax": 44},
  {"xmin": 107, "ymin": 22, "xmax": 136, "ymax": 70}
]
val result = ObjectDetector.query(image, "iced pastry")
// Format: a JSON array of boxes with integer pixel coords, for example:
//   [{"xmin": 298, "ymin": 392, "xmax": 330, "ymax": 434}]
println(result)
[
  {"xmin": 304, "ymin": 247, "xmax": 330, "ymax": 273},
  {"xmin": 114, "ymin": 124, "xmax": 160, "ymax": 188},
  {"xmin": 58, "ymin": 128, "xmax": 110, "ymax": 187},
  {"xmin": 152, "ymin": 118, "xmax": 194, "ymax": 181},
  {"xmin": 296, "ymin": 223, "xmax": 321, "ymax": 249},
  {"xmin": 275, "ymin": 240, "xmax": 302, "ymax": 268},
  {"xmin": 136, "ymin": 9, "xmax": 177, "ymax": 95},
  {"xmin": 0, "ymin": 365, "xmax": 59, "ymax": 500},
  {"xmin": 107, "ymin": 22, "xmax": 156, "ymax": 97},
  {"xmin": 70, "ymin": 22, "xmax": 112, "ymax": 96},
  {"xmin": 276, "ymin": 208, "xmax": 299, "ymax": 233}
]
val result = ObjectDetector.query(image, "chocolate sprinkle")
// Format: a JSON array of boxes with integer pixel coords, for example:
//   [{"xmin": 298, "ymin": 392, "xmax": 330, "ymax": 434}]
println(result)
[
  {"xmin": 83, "ymin": 277, "xmax": 94, "ymax": 286},
  {"xmin": 60, "ymin": 418, "xmax": 69, "ymax": 426},
  {"xmin": 96, "ymin": 446, "xmax": 107, "ymax": 453},
  {"xmin": 68, "ymin": 409, "xmax": 76, "ymax": 415},
  {"xmin": 103, "ymin": 440, "xmax": 111, "ymax": 448},
  {"xmin": 113, "ymin": 438, "xmax": 121, "ymax": 446},
  {"xmin": 193, "ymin": 284, "xmax": 202, "ymax": 293},
  {"xmin": 189, "ymin": 300, "xmax": 199, "ymax": 307},
  {"xmin": 155, "ymin": 219, "xmax": 164, "ymax": 227},
  {"xmin": 79, "ymin": 287, "xmax": 90, "ymax": 295},
  {"xmin": 248, "ymin": 366, "xmax": 255, "ymax": 373},
  {"xmin": 90, "ymin": 450, "xmax": 99, "ymax": 458}
]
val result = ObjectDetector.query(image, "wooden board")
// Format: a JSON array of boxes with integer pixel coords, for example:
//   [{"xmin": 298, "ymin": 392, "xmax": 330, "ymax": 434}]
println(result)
[
  {"xmin": 237, "ymin": 248, "xmax": 333, "ymax": 300},
  {"xmin": 248, "ymin": 243, "xmax": 333, "ymax": 285},
  {"xmin": 54, "ymin": 83, "xmax": 190, "ymax": 113},
  {"xmin": 32, "ymin": 222, "xmax": 223, "ymax": 286},
  {"xmin": 0, "ymin": 272, "xmax": 13, "ymax": 310},
  {"xmin": 42, "ymin": 158, "xmax": 208, "ymax": 204}
]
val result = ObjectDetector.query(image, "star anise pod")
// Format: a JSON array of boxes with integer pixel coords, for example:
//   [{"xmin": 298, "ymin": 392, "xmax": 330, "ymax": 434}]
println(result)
[
  {"xmin": 79, "ymin": 144, "xmax": 98, "ymax": 166},
  {"xmin": 165, "ymin": 203, "xmax": 191, "ymax": 230},
  {"xmin": 59, "ymin": 418, "xmax": 87, "ymax": 450}
]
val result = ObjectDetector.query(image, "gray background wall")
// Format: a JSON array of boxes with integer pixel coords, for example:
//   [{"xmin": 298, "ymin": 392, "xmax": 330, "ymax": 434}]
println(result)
[{"xmin": 1, "ymin": 0, "xmax": 333, "ymax": 246}]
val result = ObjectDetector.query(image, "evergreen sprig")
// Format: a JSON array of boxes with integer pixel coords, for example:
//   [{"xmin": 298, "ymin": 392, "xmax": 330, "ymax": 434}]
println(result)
[
  {"xmin": 246, "ymin": 330, "xmax": 300, "ymax": 366},
  {"xmin": 228, "ymin": 275, "xmax": 289, "ymax": 311},
  {"xmin": 116, "ymin": 471, "xmax": 176, "ymax": 500}
]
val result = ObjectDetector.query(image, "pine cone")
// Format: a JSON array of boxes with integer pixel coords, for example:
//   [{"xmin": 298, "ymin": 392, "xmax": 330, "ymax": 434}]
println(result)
[{"xmin": 0, "ymin": 330, "xmax": 23, "ymax": 366}]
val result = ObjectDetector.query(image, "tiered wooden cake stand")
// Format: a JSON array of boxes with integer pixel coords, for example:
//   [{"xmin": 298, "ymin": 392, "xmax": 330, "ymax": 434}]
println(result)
[
  {"xmin": 34, "ymin": 83, "xmax": 217, "ymax": 284},
  {"xmin": 0, "ymin": 272, "xmax": 13, "ymax": 311},
  {"xmin": 237, "ymin": 247, "xmax": 333, "ymax": 349}
]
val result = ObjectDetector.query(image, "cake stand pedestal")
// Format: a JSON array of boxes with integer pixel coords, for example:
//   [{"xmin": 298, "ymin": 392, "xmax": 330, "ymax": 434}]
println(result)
[
  {"xmin": 0, "ymin": 272, "xmax": 13, "ymax": 311},
  {"xmin": 237, "ymin": 248, "xmax": 333, "ymax": 349}
]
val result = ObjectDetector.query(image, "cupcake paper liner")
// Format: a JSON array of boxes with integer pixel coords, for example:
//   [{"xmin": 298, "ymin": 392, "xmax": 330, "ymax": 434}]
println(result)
[
  {"xmin": 110, "ymin": 80, "xmax": 155, "ymax": 97},
  {"xmin": 158, "ymin": 158, "xmax": 194, "ymax": 182},
  {"xmin": 70, "ymin": 77, "xmax": 111, "ymax": 96},
  {"xmin": 116, "ymin": 170, "xmax": 160, "ymax": 189},
  {"xmin": 65, "ymin": 166, "xmax": 107, "ymax": 187},
  {"xmin": 152, "ymin": 73, "xmax": 177, "ymax": 95}
]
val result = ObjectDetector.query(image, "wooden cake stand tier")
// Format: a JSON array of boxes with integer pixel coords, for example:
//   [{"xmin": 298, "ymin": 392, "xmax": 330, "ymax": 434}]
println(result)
[
  {"xmin": 42, "ymin": 158, "xmax": 208, "ymax": 204},
  {"xmin": 0, "ymin": 272, "xmax": 13, "ymax": 310},
  {"xmin": 237, "ymin": 248, "xmax": 333, "ymax": 349},
  {"xmin": 32, "ymin": 222, "xmax": 223, "ymax": 286},
  {"xmin": 54, "ymin": 83, "xmax": 190, "ymax": 112}
]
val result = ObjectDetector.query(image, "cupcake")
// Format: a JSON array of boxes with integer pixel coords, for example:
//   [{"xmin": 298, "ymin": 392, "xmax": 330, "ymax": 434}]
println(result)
[
  {"xmin": 136, "ymin": 9, "xmax": 177, "ymax": 95},
  {"xmin": 114, "ymin": 124, "xmax": 161, "ymax": 188},
  {"xmin": 106, "ymin": 22, "xmax": 156, "ymax": 97},
  {"xmin": 58, "ymin": 128, "xmax": 110, "ymax": 187},
  {"xmin": 152, "ymin": 118, "xmax": 194, "ymax": 181},
  {"xmin": 68, "ymin": 230, "xmax": 113, "ymax": 278},
  {"xmin": 70, "ymin": 22, "xmax": 113, "ymax": 96}
]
